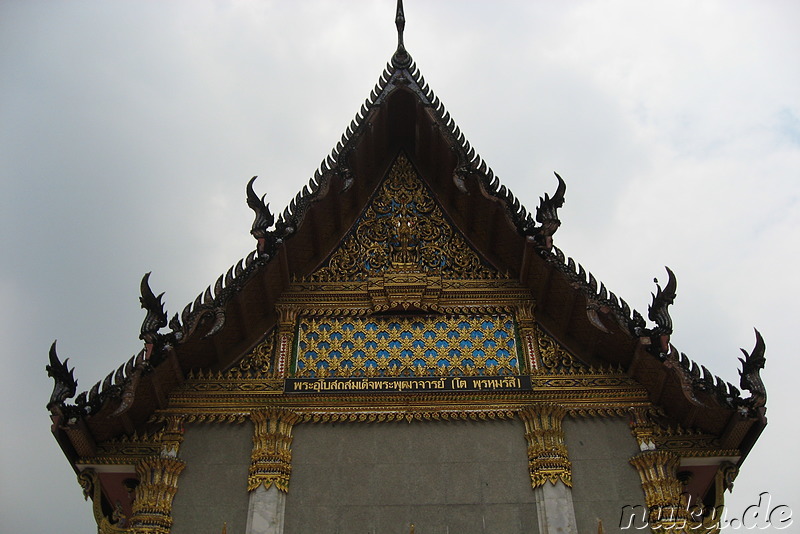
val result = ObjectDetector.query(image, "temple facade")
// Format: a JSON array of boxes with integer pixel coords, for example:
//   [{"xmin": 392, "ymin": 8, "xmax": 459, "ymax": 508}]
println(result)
[{"xmin": 46, "ymin": 4, "xmax": 767, "ymax": 534}]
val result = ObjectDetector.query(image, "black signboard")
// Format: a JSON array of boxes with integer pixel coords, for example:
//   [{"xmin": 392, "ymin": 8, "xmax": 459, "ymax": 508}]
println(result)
[{"xmin": 284, "ymin": 375, "xmax": 531, "ymax": 394}]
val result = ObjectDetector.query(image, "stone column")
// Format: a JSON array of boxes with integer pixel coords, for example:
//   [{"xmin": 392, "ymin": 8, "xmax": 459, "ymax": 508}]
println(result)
[
  {"xmin": 519, "ymin": 404, "xmax": 578, "ymax": 534},
  {"xmin": 629, "ymin": 450, "xmax": 696, "ymax": 533},
  {"xmin": 246, "ymin": 408, "xmax": 301, "ymax": 534},
  {"xmin": 129, "ymin": 415, "xmax": 186, "ymax": 534}
]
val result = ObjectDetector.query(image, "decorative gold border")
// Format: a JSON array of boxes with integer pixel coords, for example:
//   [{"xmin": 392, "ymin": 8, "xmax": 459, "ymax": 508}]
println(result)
[
  {"xmin": 248, "ymin": 408, "xmax": 300, "ymax": 493},
  {"xmin": 519, "ymin": 404, "xmax": 572, "ymax": 488}
]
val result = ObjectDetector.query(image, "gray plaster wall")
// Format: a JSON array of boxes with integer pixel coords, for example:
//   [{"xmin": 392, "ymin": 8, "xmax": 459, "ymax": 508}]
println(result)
[
  {"xmin": 171, "ymin": 422, "xmax": 253, "ymax": 534},
  {"xmin": 285, "ymin": 419, "xmax": 539, "ymax": 534},
  {"xmin": 563, "ymin": 417, "xmax": 646, "ymax": 534}
]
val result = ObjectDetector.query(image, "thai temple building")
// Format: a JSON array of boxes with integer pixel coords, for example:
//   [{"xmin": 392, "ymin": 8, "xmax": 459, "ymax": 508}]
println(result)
[{"xmin": 46, "ymin": 3, "xmax": 767, "ymax": 533}]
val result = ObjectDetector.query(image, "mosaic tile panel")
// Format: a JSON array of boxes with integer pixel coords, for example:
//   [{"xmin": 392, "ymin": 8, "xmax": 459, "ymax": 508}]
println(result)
[{"xmin": 294, "ymin": 315, "xmax": 520, "ymax": 378}]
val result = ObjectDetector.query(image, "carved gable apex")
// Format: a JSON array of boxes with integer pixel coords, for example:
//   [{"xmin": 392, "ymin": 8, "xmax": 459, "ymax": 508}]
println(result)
[{"xmin": 310, "ymin": 152, "xmax": 499, "ymax": 284}]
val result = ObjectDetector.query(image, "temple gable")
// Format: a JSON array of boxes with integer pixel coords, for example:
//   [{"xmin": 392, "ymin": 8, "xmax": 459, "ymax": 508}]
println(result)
[{"xmin": 312, "ymin": 152, "xmax": 498, "ymax": 282}]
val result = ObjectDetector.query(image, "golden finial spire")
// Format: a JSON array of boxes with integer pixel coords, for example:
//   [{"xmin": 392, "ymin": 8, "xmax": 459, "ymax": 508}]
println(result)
[
  {"xmin": 392, "ymin": 0, "xmax": 411, "ymax": 68},
  {"xmin": 396, "ymin": 0, "xmax": 405, "ymax": 49}
]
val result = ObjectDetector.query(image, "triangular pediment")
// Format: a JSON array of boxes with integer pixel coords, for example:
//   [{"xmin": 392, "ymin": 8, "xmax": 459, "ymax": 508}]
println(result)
[{"xmin": 310, "ymin": 152, "xmax": 499, "ymax": 282}]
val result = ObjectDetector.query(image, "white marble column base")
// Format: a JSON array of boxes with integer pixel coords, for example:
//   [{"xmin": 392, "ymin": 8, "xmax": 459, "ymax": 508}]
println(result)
[
  {"xmin": 534, "ymin": 481, "xmax": 579, "ymax": 534},
  {"xmin": 245, "ymin": 485, "xmax": 285, "ymax": 534}
]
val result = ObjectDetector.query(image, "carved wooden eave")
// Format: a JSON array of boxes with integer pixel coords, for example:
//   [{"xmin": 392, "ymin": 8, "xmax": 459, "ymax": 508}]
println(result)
[{"xmin": 48, "ymin": 19, "xmax": 766, "ymax": 496}]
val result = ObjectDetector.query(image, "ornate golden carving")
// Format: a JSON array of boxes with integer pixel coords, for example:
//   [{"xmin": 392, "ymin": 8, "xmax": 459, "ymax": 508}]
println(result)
[
  {"xmin": 274, "ymin": 307, "xmax": 300, "ymax": 378},
  {"xmin": 629, "ymin": 450, "xmax": 698, "ymax": 533},
  {"xmin": 89, "ymin": 430, "xmax": 163, "ymax": 462},
  {"xmin": 719, "ymin": 461, "xmax": 738, "ymax": 493},
  {"xmin": 311, "ymin": 153, "xmax": 497, "ymax": 282},
  {"xmin": 534, "ymin": 324, "xmax": 588, "ymax": 373},
  {"xmin": 179, "ymin": 369, "xmax": 283, "ymax": 394},
  {"xmin": 629, "ymin": 406, "xmax": 658, "ymax": 451},
  {"xmin": 159, "ymin": 415, "xmax": 184, "ymax": 458},
  {"xmin": 367, "ymin": 262, "xmax": 443, "ymax": 311},
  {"xmin": 229, "ymin": 331, "xmax": 275, "ymax": 378},
  {"xmin": 78, "ymin": 469, "xmax": 130, "ymax": 534},
  {"xmin": 77, "ymin": 418, "xmax": 186, "ymax": 534},
  {"xmin": 627, "ymin": 407, "xmax": 740, "ymax": 457},
  {"xmin": 248, "ymin": 408, "xmax": 301, "ymax": 493},
  {"xmin": 158, "ymin": 364, "xmax": 651, "ymax": 427},
  {"xmin": 515, "ymin": 300, "xmax": 538, "ymax": 372},
  {"xmin": 294, "ymin": 314, "xmax": 520, "ymax": 378},
  {"xmin": 300, "ymin": 407, "xmax": 517, "ymax": 424},
  {"xmin": 130, "ymin": 456, "xmax": 186, "ymax": 534},
  {"xmin": 518, "ymin": 403, "xmax": 572, "ymax": 488}
]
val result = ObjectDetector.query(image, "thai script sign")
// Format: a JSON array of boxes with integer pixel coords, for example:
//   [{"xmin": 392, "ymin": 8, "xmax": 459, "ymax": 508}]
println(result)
[{"xmin": 284, "ymin": 375, "xmax": 531, "ymax": 394}]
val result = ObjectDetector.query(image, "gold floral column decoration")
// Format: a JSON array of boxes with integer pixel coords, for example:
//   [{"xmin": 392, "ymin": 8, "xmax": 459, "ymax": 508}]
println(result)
[
  {"xmin": 273, "ymin": 306, "xmax": 299, "ymax": 378},
  {"xmin": 518, "ymin": 404, "xmax": 572, "ymax": 488},
  {"xmin": 127, "ymin": 415, "xmax": 186, "ymax": 534},
  {"xmin": 159, "ymin": 415, "xmax": 185, "ymax": 458},
  {"xmin": 129, "ymin": 456, "xmax": 186, "ymax": 534},
  {"xmin": 628, "ymin": 407, "xmax": 657, "ymax": 451},
  {"xmin": 516, "ymin": 301, "xmax": 539, "ymax": 373},
  {"xmin": 248, "ymin": 408, "xmax": 302, "ymax": 492},
  {"xmin": 629, "ymin": 450, "xmax": 697, "ymax": 533}
]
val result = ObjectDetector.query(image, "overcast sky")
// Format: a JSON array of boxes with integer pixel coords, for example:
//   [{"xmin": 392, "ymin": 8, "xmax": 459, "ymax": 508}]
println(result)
[{"xmin": 1, "ymin": 1, "xmax": 798, "ymax": 532}]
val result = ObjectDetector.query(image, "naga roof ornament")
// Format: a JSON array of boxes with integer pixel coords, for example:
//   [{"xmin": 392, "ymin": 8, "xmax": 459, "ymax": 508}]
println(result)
[
  {"xmin": 530, "ymin": 172, "xmax": 567, "ymax": 252},
  {"xmin": 738, "ymin": 329, "xmax": 767, "ymax": 411},
  {"xmin": 246, "ymin": 176, "xmax": 278, "ymax": 258},
  {"xmin": 646, "ymin": 266, "xmax": 677, "ymax": 355},
  {"xmin": 45, "ymin": 341, "xmax": 77, "ymax": 410},
  {"xmin": 139, "ymin": 272, "xmax": 167, "ymax": 345}
]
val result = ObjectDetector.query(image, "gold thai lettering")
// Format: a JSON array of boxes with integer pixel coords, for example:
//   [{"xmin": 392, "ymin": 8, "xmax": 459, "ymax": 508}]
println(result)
[{"xmin": 286, "ymin": 376, "xmax": 527, "ymax": 393}]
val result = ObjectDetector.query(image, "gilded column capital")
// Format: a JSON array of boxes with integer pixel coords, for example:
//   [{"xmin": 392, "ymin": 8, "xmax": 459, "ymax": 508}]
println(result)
[
  {"xmin": 248, "ymin": 408, "xmax": 302, "ymax": 493},
  {"xmin": 130, "ymin": 456, "xmax": 186, "ymax": 534},
  {"xmin": 518, "ymin": 403, "xmax": 572, "ymax": 488},
  {"xmin": 629, "ymin": 450, "xmax": 698, "ymax": 533},
  {"xmin": 159, "ymin": 414, "xmax": 185, "ymax": 458},
  {"xmin": 516, "ymin": 300, "xmax": 536, "ymax": 323},
  {"xmin": 628, "ymin": 407, "xmax": 657, "ymax": 451},
  {"xmin": 275, "ymin": 305, "xmax": 300, "ymax": 328}
]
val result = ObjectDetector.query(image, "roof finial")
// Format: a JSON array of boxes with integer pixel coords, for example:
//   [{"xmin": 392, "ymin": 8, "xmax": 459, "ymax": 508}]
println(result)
[
  {"xmin": 392, "ymin": 0, "xmax": 411, "ymax": 69},
  {"xmin": 396, "ymin": 0, "xmax": 405, "ymax": 48}
]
